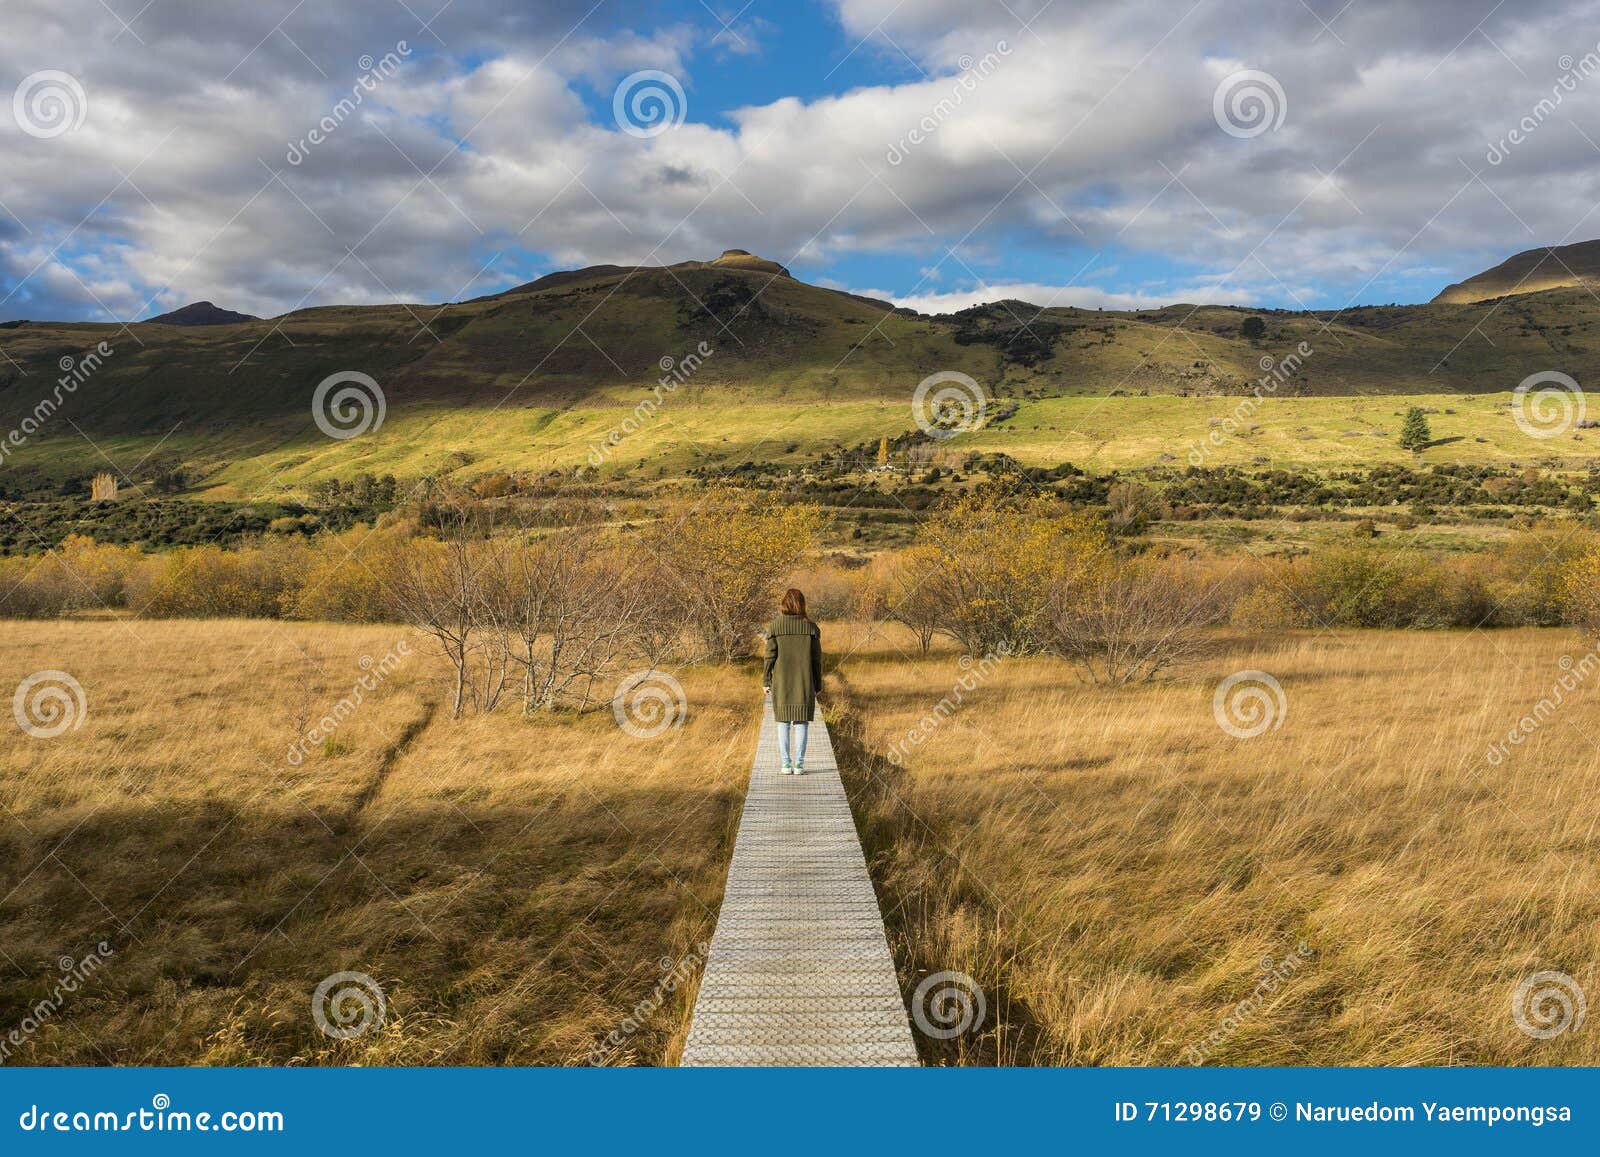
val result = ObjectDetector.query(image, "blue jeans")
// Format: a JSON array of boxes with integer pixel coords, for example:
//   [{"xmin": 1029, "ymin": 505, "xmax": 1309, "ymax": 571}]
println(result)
[{"xmin": 778, "ymin": 721, "xmax": 809, "ymax": 767}]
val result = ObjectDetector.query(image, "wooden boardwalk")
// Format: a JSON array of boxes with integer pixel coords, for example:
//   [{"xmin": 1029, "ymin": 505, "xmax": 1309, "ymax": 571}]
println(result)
[{"xmin": 680, "ymin": 705, "xmax": 919, "ymax": 1066}]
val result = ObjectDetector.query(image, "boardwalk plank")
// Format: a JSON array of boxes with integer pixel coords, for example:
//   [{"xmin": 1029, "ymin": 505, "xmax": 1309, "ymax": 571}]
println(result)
[{"xmin": 680, "ymin": 705, "xmax": 919, "ymax": 1067}]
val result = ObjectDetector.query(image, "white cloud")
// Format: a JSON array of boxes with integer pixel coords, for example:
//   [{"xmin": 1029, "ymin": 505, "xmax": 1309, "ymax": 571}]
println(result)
[
  {"xmin": 3, "ymin": 0, "xmax": 1599, "ymax": 321},
  {"xmin": 853, "ymin": 281, "xmax": 1262, "ymax": 314}
]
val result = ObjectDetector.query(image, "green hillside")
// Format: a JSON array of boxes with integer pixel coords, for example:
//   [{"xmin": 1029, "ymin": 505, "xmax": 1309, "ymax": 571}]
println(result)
[{"xmin": 1, "ymin": 249, "xmax": 1597, "ymax": 502}]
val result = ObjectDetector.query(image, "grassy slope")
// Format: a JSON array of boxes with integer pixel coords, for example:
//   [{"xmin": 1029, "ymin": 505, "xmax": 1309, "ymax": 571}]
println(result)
[
  {"xmin": 5, "ymin": 390, "xmax": 1591, "ymax": 505},
  {"xmin": 3, "ymin": 260, "xmax": 1599, "ymax": 498}
]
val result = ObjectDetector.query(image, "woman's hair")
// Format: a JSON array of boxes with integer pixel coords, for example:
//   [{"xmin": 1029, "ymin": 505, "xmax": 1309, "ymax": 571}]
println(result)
[{"xmin": 779, "ymin": 587, "xmax": 808, "ymax": 618}]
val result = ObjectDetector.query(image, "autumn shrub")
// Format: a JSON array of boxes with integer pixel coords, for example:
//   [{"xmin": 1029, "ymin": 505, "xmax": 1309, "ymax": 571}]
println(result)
[
  {"xmin": 645, "ymin": 486, "xmax": 822, "ymax": 660},
  {"xmin": 1251, "ymin": 544, "xmax": 1466, "ymax": 629},
  {"xmin": 0, "ymin": 535, "xmax": 145, "ymax": 617},
  {"xmin": 1039, "ymin": 553, "xmax": 1226, "ymax": 683},
  {"xmin": 128, "ymin": 538, "xmax": 309, "ymax": 619},
  {"xmin": 783, "ymin": 556, "xmax": 864, "ymax": 623},
  {"xmin": 1488, "ymin": 527, "xmax": 1595, "ymax": 627},
  {"xmin": 910, "ymin": 489, "xmax": 1108, "ymax": 655},
  {"xmin": 858, "ymin": 544, "xmax": 945, "ymax": 654},
  {"xmin": 286, "ymin": 522, "xmax": 415, "ymax": 622},
  {"xmin": 1560, "ymin": 538, "xmax": 1600, "ymax": 630}
]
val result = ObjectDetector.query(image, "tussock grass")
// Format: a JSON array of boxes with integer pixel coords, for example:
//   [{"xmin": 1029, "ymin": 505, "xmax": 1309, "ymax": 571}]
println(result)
[
  {"xmin": 0, "ymin": 619, "xmax": 754, "ymax": 1064},
  {"xmin": 829, "ymin": 622, "xmax": 1600, "ymax": 1065},
  {"xmin": 9, "ymin": 616, "xmax": 1597, "ymax": 1067}
]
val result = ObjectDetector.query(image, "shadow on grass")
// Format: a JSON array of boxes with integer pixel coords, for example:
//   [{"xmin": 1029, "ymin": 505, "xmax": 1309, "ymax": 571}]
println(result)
[{"xmin": 0, "ymin": 777, "xmax": 739, "ymax": 1066}]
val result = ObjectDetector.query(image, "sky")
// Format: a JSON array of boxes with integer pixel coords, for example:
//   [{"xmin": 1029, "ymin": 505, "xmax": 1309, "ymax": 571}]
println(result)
[{"xmin": 3, "ymin": 0, "xmax": 1600, "ymax": 321}]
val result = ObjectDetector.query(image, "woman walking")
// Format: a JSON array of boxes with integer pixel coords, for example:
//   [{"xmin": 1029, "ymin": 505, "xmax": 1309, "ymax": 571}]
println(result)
[{"xmin": 763, "ymin": 587, "xmax": 823, "ymax": 775}]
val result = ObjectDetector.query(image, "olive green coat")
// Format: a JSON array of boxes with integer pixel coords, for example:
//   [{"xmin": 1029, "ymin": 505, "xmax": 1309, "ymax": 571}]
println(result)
[{"xmin": 763, "ymin": 614, "xmax": 822, "ymax": 723}]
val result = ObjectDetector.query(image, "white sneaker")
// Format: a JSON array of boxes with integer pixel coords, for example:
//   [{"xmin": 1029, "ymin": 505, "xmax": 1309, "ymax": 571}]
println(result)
[
  {"xmin": 781, "ymin": 763, "xmax": 794, "ymax": 775},
  {"xmin": 793, "ymin": 764, "xmax": 804, "ymax": 776}
]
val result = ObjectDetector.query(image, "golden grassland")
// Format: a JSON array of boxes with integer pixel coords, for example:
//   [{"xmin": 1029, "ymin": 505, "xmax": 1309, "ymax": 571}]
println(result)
[
  {"xmin": 6, "ymin": 618, "xmax": 1600, "ymax": 1067},
  {"xmin": 0, "ymin": 619, "xmax": 755, "ymax": 1064},
  {"xmin": 827, "ymin": 622, "xmax": 1600, "ymax": 1065}
]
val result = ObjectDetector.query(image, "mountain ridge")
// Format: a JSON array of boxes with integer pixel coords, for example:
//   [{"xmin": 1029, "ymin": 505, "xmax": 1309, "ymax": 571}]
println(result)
[
  {"xmin": 2, "ymin": 246, "xmax": 1598, "ymax": 498},
  {"xmin": 146, "ymin": 301, "xmax": 259, "ymax": 326},
  {"xmin": 1432, "ymin": 240, "xmax": 1600, "ymax": 304}
]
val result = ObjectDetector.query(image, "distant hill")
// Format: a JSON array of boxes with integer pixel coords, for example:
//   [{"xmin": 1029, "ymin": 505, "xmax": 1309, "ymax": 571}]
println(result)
[
  {"xmin": 4, "ymin": 248, "xmax": 1600, "ymax": 498},
  {"xmin": 485, "ymin": 248, "xmax": 797, "ymax": 299},
  {"xmin": 146, "ymin": 301, "xmax": 259, "ymax": 326},
  {"xmin": 1433, "ymin": 240, "xmax": 1600, "ymax": 304}
]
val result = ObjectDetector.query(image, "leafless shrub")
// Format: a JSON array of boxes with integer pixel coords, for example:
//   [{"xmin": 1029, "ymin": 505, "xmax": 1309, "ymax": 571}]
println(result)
[
  {"xmin": 483, "ymin": 528, "xmax": 653, "ymax": 714},
  {"xmin": 1039, "ymin": 555, "xmax": 1224, "ymax": 684},
  {"xmin": 386, "ymin": 505, "xmax": 487, "ymax": 718}
]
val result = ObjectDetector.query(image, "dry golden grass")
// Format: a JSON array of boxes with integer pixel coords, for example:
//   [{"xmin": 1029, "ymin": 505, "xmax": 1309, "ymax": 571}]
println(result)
[
  {"xmin": 8, "ymin": 617, "xmax": 1598, "ymax": 1068},
  {"xmin": 827, "ymin": 622, "xmax": 1600, "ymax": 1066},
  {"xmin": 0, "ymin": 619, "xmax": 755, "ymax": 1065}
]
